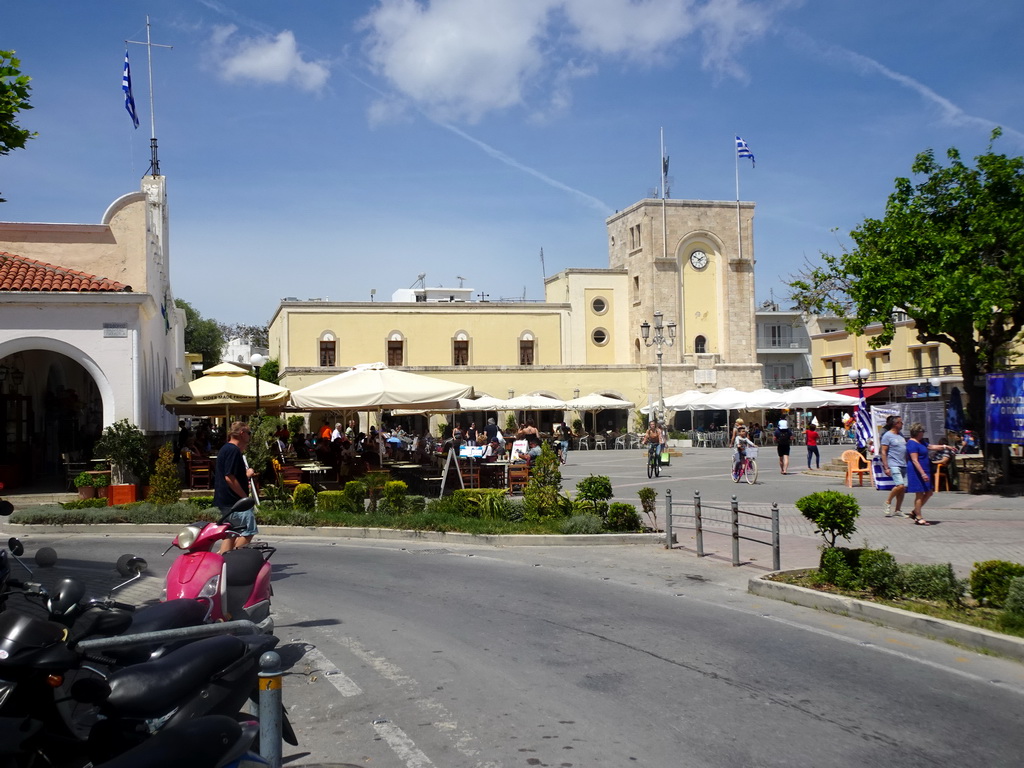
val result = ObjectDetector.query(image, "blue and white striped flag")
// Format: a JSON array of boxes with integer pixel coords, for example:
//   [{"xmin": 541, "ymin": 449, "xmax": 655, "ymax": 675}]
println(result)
[
  {"xmin": 123, "ymin": 50, "xmax": 139, "ymax": 129},
  {"xmin": 736, "ymin": 135, "xmax": 755, "ymax": 167},
  {"xmin": 855, "ymin": 396, "xmax": 872, "ymax": 451}
]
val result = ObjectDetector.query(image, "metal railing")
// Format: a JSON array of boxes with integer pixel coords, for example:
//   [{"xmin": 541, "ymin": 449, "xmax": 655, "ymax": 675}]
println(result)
[
  {"xmin": 664, "ymin": 490, "xmax": 780, "ymax": 570},
  {"xmin": 797, "ymin": 365, "xmax": 961, "ymax": 389}
]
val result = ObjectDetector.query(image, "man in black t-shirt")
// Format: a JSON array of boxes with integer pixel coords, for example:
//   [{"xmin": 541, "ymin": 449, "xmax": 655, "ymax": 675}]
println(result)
[{"xmin": 214, "ymin": 422, "xmax": 257, "ymax": 552}]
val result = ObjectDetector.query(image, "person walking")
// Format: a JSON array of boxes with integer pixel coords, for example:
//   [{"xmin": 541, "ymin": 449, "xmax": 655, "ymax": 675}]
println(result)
[
  {"xmin": 213, "ymin": 421, "xmax": 257, "ymax": 553},
  {"xmin": 906, "ymin": 422, "xmax": 935, "ymax": 525},
  {"xmin": 880, "ymin": 415, "xmax": 907, "ymax": 517},
  {"xmin": 775, "ymin": 415, "xmax": 792, "ymax": 474},
  {"xmin": 805, "ymin": 423, "xmax": 820, "ymax": 470}
]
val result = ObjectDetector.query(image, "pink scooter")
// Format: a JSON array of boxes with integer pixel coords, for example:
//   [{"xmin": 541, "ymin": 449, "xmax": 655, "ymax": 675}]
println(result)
[{"xmin": 163, "ymin": 497, "xmax": 275, "ymax": 634}]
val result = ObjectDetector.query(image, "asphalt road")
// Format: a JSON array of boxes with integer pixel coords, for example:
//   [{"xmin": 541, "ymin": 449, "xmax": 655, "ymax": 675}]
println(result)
[{"xmin": 9, "ymin": 531, "xmax": 1024, "ymax": 768}]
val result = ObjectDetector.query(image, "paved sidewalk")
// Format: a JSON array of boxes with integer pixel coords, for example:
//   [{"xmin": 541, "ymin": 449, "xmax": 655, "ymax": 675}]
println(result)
[{"xmin": 559, "ymin": 444, "xmax": 1024, "ymax": 577}]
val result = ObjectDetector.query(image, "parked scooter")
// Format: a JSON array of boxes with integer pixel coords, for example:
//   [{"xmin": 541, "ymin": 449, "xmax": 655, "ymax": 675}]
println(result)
[{"xmin": 164, "ymin": 496, "xmax": 275, "ymax": 633}]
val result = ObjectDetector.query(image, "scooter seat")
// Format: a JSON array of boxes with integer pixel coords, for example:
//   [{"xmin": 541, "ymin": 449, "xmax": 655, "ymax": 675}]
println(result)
[
  {"xmin": 103, "ymin": 599, "xmax": 210, "ymax": 665},
  {"xmin": 221, "ymin": 547, "xmax": 265, "ymax": 586},
  {"xmin": 104, "ymin": 634, "xmax": 246, "ymax": 718}
]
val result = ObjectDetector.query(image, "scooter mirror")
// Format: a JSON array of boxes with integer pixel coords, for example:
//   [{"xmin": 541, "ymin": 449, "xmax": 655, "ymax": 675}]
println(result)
[
  {"xmin": 0, "ymin": 499, "xmax": 13, "ymax": 517},
  {"xmin": 232, "ymin": 496, "xmax": 257, "ymax": 513},
  {"xmin": 115, "ymin": 555, "xmax": 148, "ymax": 577},
  {"xmin": 8, "ymin": 537, "xmax": 24, "ymax": 557}
]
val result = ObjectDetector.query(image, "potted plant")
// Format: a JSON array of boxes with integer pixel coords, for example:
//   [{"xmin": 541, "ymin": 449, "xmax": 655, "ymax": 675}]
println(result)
[
  {"xmin": 93, "ymin": 419, "xmax": 150, "ymax": 505},
  {"xmin": 74, "ymin": 471, "xmax": 96, "ymax": 499},
  {"xmin": 92, "ymin": 471, "xmax": 110, "ymax": 500}
]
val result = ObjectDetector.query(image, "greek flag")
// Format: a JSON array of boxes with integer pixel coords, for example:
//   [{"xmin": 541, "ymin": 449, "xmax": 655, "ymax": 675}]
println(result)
[
  {"xmin": 123, "ymin": 50, "xmax": 139, "ymax": 129},
  {"xmin": 736, "ymin": 135, "xmax": 754, "ymax": 167},
  {"xmin": 855, "ymin": 396, "xmax": 872, "ymax": 451}
]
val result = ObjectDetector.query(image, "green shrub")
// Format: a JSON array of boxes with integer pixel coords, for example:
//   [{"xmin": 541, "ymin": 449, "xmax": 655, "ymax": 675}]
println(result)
[
  {"xmin": 857, "ymin": 548, "xmax": 901, "ymax": 598},
  {"xmin": 293, "ymin": 483, "xmax": 316, "ymax": 511},
  {"xmin": 816, "ymin": 546, "xmax": 858, "ymax": 589},
  {"xmin": 605, "ymin": 503, "xmax": 643, "ymax": 532},
  {"xmin": 189, "ymin": 495, "xmax": 215, "ymax": 509},
  {"xmin": 575, "ymin": 475, "xmax": 613, "ymax": 520},
  {"xmin": 898, "ymin": 563, "xmax": 967, "ymax": 605},
  {"xmin": 60, "ymin": 498, "xmax": 109, "ymax": 510},
  {"xmin": 73, "ymin": 472, "xmax": 94, "ymax": 489},
  {"xmin": 342, "ymin": 481, "xmax": 367, "ymax": 513},
  {"xmin": 796, "ymin": 491, "xmax": 859, "ymax": 547},
  {"xmin": 407, "ymin": 495, "xmax": 426, "ymax": 513},
  {"xmin": 426, "ymin": 495, "xmax": 464, "ymax": 516},
  {"xmin": 380, "ymin": 480, "xmax": 409, "ymax": 514},
  {"xmin": 561, "ymin": 514, "xmax": 604, "ymax": 534},
  {"xmin": 149, "ymin": 442, "xmax": 181, "ymax": 505},
  {"xmin": 316, "ymin": 491, "xmax": 347, "ymax": 514},
  {"xmin": 467, "ymin": 490, "xmax": 509, "ymax": 520},
  {"xmin": 969, "ymin": 560, "xmax": 1024, "ymax": 607},
  {"xmin": 524, "ymin": 443, "xmax": 567, "ymax": 519},
  {"xmin": 364, "ymin": 472, "xmax": 389, "ymax": 513},
  {"xmin": 637, "ymin": 487, "xmax": 658, "ymax": 529},
  {"xmin": 1000, "ymin": 577, "xmax": 1024, "ymax": 632}
]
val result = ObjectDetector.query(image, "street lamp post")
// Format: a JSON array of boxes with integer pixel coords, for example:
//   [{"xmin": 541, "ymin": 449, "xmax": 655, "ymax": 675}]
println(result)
[
  {"xmin": 847, "ymin": 367, "xmax": 871, "ymax": 401},
  {"xmin": 640, "ymin": 311, "xmax": 677, "ymax": 424},
  {"xmin": 250, "ymin": 353, "xmax": 267, "ymax": 412},
  {"xmin": 848, "ymin": 367, "xmax": 871, "ymax": 451}
]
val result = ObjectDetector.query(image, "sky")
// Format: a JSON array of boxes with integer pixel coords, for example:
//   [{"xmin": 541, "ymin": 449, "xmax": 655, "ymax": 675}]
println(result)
[{"xmin": 3, "ymin": 1, "xmax": 1023, "ymax": 327}]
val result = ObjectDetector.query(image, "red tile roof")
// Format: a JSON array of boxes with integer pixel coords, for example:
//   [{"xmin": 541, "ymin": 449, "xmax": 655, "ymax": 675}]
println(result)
[{"xmin": 0, "ymin": 251, "xmax": 131, "ymax": 292}]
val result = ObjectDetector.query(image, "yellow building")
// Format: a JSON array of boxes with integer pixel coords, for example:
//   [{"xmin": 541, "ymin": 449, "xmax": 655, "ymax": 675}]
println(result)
[
  {"xmin": 269, "ymin": 197, "xmax": 763, "ymax": 431},
  {"xmin": 807, "ymin": 313, "xmax": 963, "ymax": 401}
]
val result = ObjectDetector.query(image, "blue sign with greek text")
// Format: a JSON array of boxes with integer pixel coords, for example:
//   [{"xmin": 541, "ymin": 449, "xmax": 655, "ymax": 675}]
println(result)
[{"xmin": 986, "ymin": 373, "xmax": 1024, "ymax": 444}]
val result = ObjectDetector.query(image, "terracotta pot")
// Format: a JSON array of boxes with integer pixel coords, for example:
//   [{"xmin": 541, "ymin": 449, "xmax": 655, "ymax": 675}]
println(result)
[
  {"xmin": 78, "ymin": 486, "xmax": 96, "ymax": 500},
  {"xmin": 96, "ymin": 486, "xmax": 109, "ymax": 499}
]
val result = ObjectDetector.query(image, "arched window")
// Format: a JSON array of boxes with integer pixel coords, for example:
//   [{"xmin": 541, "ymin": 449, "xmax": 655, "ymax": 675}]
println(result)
[
  {"xmin": 519, "ymin": 331, "xmax": 535, "ymax": 366},
  {"xmin": 452, "ymin": 331, "xmax": 470, "ymax": 366},
  {"xmin": 387, "ymin": 331, "xmax": 405, "ymax": 367},
  {"xmin": 694, "ymin": 335, "xmax": 707, "ymax": 354},
  {"xmin": 319, "ymin": 332, "xmax": 337, "ymax": 367}
]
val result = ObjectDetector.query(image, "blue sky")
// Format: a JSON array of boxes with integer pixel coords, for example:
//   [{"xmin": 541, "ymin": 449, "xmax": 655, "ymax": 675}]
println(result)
[{"xmin": 4, "ymin": 1, "xmax": 1023, "ymax": 327}]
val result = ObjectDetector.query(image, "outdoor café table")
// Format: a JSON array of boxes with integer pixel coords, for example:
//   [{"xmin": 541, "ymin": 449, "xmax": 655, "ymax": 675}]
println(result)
[{"xmin": 479, "ymin": 461, "xmax": 508, "ymax": 489}]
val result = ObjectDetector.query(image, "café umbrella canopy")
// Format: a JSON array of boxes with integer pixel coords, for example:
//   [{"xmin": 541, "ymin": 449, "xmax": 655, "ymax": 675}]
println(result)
[
  {"xmin": 161, "ymin": 363, "xmax": 289, "ymax": 416},
  {"xmin": 565, "ymin": 393, "xmax": 636, "ymax": 412},
  {"xmin": 494, "ymin": 393, "xmax": 568, "ymax": 411},
  {"xmin": 289, "ymin": 362, "xmax": 473, "ymax": 411}
]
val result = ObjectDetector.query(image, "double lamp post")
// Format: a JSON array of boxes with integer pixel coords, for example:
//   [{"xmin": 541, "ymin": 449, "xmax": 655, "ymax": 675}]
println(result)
[{"xmin": 640, "ymin": 311, "xmax": 676, "ymax": 425}]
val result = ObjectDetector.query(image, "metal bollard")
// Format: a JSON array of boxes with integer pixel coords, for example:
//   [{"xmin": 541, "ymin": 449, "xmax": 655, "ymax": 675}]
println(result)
[
  {"xmin": 694, "ymin": 490, "xmax": 704, "ymax": 557},
  {"xmin": 664, "ymin": 489, "xmax": 673, "ymax": 548},
  {"xmin": 771, "ymin": 502, "xmax": 780, "ymax": 571},
  {"xmin": 731, "ymin": 495, "xmax": 740, "ymax": 566},
  {"xmin": 259, "ymin": 650, "xmax": 283, "ymax": 768}
]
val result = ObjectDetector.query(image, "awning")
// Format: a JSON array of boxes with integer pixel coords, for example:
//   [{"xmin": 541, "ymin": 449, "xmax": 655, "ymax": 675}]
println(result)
[{"xmin": 835, "ymin": 385, "xmax": 887, "ymax": 399}]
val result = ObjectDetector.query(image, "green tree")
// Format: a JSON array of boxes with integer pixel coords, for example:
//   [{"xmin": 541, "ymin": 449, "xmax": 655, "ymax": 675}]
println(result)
[
  {"xmin": 175, "ymin": 299, "xmax": 225, "ymax": 369},
  {"xmin": 788, "ymin": 129, "xmax": 1024, "ymax": 438},
  {"xmin": 0, "ymin": 50, "xmax": 37, "ymax": 203},
  {"xmin": 257, "ymin": 358, "xmax": 279, "ymax": 384},
  {"xmin": 218, "ymin": 322, "xmax": 269, "ymax": 349}
]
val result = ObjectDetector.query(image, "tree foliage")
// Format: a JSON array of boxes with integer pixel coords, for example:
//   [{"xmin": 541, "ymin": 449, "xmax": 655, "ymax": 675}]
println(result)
[
  {"xmin": 218, "ymin": 322, "xmax": 269, "ymax": 349},
  {"xmin": 0, "ymin": 50, "xmax": 37, "ymax": 203},
  {"xmin": 175, "ymin": 298, "xmax": 225, "ymax": 369},
  {"xmin": 788, "ymin": 130, "xmax": 1024, "ymax": 436}
]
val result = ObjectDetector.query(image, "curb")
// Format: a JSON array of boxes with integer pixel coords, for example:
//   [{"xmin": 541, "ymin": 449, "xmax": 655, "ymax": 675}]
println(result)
[
  {"xmin": 749, "ymin": 570, "xmax": 1024, "ymax": 662},
  {"xmin": 5, "ymin": 523, "xmax": 665, "ymax": 548}
]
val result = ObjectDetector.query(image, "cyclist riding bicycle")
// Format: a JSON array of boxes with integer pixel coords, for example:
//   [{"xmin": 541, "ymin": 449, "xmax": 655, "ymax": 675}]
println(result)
[
  {"xmin": 644, "ymin": 420, "xmax": 665, "ymax": 466},
  {"xmin": 733, "ymin": 426, "xmax": 754, "ymax": 476}
]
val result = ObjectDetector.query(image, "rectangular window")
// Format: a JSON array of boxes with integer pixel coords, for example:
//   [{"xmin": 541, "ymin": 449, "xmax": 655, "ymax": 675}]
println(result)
[
  {"xmin": 911, "ymin": 348, "xmax": 923, "ymax": 375},
  {"xmin": 387, "ymin": 340, "xmax": 404, "ymax": 367},
  {"xmin": 319, "ymin": 340, "xmax": 336, "ymax": 367},
  {"xmin": 519, "ymin": 340, "xmax": 535, "ymax": 366},
  {"xmin": 453, "ymin": 340, "xmax": 469, "ymax": 366}
]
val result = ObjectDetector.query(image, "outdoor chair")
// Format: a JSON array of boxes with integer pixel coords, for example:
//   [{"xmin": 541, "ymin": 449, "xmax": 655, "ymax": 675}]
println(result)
[
  {"xmin": 507, "ymin": 465, "xmax": 529, "ymax": 495},
  {"xmin": 62, "ymin": 453, "xmax": 91, "ymax": 491},
  {"xmin": 577, "ymin": 436, "xmax": 591, "ymax": 451},
  {"xmin": 272, "ymin": 458, "xmax": 302, "ymax": 491},
  {"xmin": 188, "ymin": 456, "xmax": 212, "ymax": 490},
  {"xmin": 841, "ymin": 450, "xmax": 870, "ymax": 487},
  {"xmin": 629, "ymin": 433, "xmax": 643, "ymax": 449},
  {"xmin": 614, "ymin": 434, "xmax": 627, "ymax": 449},
  {"xmin": 595, "ymin": 435, "xmax": 607, "ymax": 450}
]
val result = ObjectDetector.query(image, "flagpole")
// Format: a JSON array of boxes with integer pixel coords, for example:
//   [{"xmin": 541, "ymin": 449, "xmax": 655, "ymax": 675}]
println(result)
[
  {"xmin": 735, "ymin": 136, "xmax": 742, "ymax": 261},
  {"xmin": 660, "ymin": 128, "xmax": 667, "ymax": 261},
  {"xmin": 127, "ymin": 16, "xmax": 172, "ymax": 175}
]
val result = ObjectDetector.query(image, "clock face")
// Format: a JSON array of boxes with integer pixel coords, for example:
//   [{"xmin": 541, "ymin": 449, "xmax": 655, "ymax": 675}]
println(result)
[{"xmin": 690, "ymin": 250, "xmax": 708, "ymax": 269}]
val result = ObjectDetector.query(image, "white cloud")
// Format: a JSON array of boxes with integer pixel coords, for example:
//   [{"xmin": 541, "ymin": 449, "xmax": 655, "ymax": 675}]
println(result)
[
  {"xmin": 210, "ymin": 25, "xmax": 330, "ymax": 92},
  {"xmin": 359, "ymin": 0, "xmax": 779, "ymax": 124}
]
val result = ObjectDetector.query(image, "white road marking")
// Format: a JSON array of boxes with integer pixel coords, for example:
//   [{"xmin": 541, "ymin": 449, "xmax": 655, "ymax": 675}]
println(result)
[
  {"xmin": 303, "ymin": 645, "xmax": 362, "ymax": 697},
  {"xmin": 373, "ymin": 720, "xmax": 436, "ymax": 768}
]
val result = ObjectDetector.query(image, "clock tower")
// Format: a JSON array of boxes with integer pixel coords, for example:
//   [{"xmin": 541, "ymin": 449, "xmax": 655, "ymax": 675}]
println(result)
[{"xmin": 606, "ymin": 197, "xmax": 762, "ymax": 394}]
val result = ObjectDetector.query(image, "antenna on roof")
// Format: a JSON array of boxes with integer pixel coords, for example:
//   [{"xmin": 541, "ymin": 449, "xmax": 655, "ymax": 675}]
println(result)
[
  {"xmin": 456, "ymin": 275, "xmax": 466, "ymax": 288},
  {"xmin": 539, "ymin": 247, "xmax": 546, "ymax": 280},
  {"xmin": 410, "ymin": 273, "xmax": 426, "ymax": 289}
]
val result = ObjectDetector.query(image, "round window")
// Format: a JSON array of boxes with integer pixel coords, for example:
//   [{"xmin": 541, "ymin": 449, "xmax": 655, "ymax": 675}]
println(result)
[
  {"xmin": 592, "ymin": 328, "xmax": 609, "ymax": 346},
  {"xmin": 591, "ymin": 297, "xmax": 608, "ymax": 315}
]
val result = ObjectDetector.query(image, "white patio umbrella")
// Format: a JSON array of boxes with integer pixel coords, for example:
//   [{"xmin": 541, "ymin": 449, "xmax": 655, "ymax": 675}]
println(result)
[
  {"xmin": 162, "ymin": 362, "xmax": 290, "ymax": 417},
  {"xmin": 289, "ymin": 362, "xmax": 473, "ymax": 411},
  {"xmin": 494, "ymin": 393, "xmax": 568, "ymax": 411},
  {"xmin": 778, "ymin": 386, "xmax": 860, "ymax": 409},
  {"xmin": 686, "ymin": 388, "xmax": 755, "ymax": 411},
  {"xmin": 565, "ymin": 393, "xmax": 636, "ymax": 411},
  {"xmin": 742, "ymin": 389, "xmax": 791, "ymax": 409}
]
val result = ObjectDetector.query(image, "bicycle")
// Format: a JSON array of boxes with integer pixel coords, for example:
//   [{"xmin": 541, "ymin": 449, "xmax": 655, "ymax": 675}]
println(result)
[
  {"xmin": 731, "ymin": 445, "xmax": 758, "ymax": 484},
  {"xmin": 646, "ymin": 444, "xmax": 660, "ymax": 478}
]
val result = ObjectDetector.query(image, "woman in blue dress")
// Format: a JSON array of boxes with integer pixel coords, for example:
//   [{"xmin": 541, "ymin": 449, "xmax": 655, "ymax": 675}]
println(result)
[{"xmin": 906, "ymin": 423, "xmax": 937, "ymax": 525}]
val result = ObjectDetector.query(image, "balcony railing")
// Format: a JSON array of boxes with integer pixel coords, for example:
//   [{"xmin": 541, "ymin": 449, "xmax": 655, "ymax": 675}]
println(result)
[
  {"xmin": 756, "ymin": 335, "xmax": 809, "ymax": 351},
  {"xmin": 796, "ymin": 365, "xmax": 962, "ymax": 389}
]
